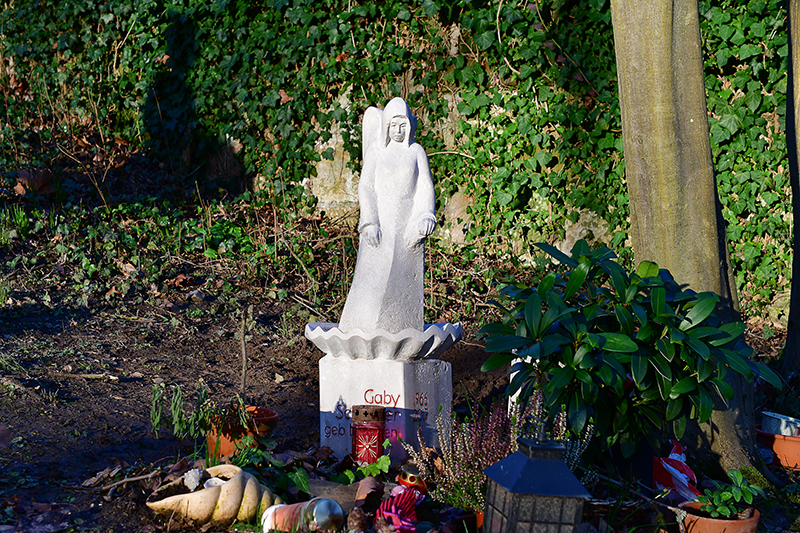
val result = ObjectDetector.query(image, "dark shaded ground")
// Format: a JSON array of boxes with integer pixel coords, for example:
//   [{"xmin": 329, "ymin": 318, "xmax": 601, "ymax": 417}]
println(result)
[{"xmin": 0, "ymin": 295, "xmax": 503, "ymax": 532}]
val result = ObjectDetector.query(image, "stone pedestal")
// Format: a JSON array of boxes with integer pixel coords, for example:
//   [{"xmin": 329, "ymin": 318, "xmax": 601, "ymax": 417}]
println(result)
[{"xmin": 319, "ymin": 355, "xmax": 452, "ymax": 462}]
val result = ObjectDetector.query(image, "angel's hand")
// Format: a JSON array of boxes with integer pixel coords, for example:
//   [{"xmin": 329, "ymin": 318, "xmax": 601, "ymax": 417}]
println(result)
[
  {"xmin": 363, "ymin": 225, "xmax": 382, "ymax": 247},
  {"xmin": 418, "ymin": 217, "xmax": 436, "ymax": 238}
]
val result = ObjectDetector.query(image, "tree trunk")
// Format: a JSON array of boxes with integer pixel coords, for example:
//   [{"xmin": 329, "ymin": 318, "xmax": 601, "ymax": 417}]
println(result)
[
  {"xmin": 610, "ymin": 0, "xmax": 755, "ymax": 473},
  {"xmin": 781, "ymin": 0, "xmax": 800, "ymax": 381}
]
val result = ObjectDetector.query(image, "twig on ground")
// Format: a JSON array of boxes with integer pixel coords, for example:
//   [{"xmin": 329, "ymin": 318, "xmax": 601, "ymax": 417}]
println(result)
[{"xmin": 99, "ymin": 471, "xmax": 160, "ymax": 492}]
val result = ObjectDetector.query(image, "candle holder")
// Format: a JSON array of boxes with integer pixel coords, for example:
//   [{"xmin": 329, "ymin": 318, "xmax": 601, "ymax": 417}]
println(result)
[
  {"xmin": 351, "ymin": 405, "xmax": 386, "ymax": 466},
  {"xmin": 483, "ymin": 437, "xmax": 590, "ymax": 533}
]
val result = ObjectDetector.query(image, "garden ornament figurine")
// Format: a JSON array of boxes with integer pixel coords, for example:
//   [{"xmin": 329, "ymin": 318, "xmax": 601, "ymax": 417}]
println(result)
[{"xmin": 305, "ymin": 97, "xmax": 461, "ymax": 360}]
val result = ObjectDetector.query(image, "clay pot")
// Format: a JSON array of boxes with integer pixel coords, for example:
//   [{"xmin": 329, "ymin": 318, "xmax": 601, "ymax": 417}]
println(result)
[
  {"xmin": 678, "ymin": 501, "xmax": 760, "ymax": 533},
  {"xmin": 146, "ymin": 464, "xmax": 275, "ymax": 527},
  {"xmin": 206, "ymin": 405, "xmax": 278, "ymax": 458},
  {"xmin": 756, "ymin": 425, "xmax": 800, "ymax": 470}
]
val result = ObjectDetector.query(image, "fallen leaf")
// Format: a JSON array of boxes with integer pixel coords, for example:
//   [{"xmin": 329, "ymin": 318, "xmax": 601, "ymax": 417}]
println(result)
[
  {"xmin": 279, "ymin": 89, "xmax": 293, "ymax": 104},
  {"xmin": 355, "ymin": 476, "xmax": 384, "ymax": 508},
  {"xmin": 0, "ymin": 425, "xmax": 11, "ymax": 448},
  {"xmin": 169, "ymin": 274, "xmax": 192, "ymax": 288},
  {"xmin": 314, "ymin": 446, "xmax": 335, "ymax": 462},
  {"xmin": 14, "ymin": 169, "xmax": 54, "ymax": 195},
  {"xmin": 118, "ymin": 262, "xmax": 138, "ymax": 277},
  {"xmin": 168, "ymin": 458, "xmax": 190, "ymax": 475}
]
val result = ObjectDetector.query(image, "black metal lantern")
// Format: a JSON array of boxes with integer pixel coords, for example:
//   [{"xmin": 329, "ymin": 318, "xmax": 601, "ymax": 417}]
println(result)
[{"xmin": 483, "ymin": 438, "xmax": 590, "ymax": 533}]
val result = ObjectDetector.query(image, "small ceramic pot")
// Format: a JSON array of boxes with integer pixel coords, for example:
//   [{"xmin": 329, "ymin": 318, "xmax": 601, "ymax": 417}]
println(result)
[
  {"xmin": 206, "ymin": 405, "xmax": 278, "ymax": 458},
  {"xmin": 678, "ymin": 501, "xmax": 760, "ymax": 533},
  {"xmin": 761, "ymin": 411, "xmax": 800, "ymax": 436},
  {"xmin": 756, "ymin": 425, "xmax": 800, "ymax": 470}
]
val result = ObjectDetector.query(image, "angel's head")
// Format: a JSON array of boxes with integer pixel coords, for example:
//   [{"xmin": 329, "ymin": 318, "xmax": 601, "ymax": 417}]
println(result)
[
  {"xmin": 382, "ymin": 97, "xmax": 416, "ymax": 147},
  {"xmin": 388, "ymin": 115, "xmax": 409, "ymax": 144}
]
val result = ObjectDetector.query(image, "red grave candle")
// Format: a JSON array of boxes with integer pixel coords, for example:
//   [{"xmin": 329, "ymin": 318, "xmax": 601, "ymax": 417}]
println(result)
[{"xmin": 351, "ymin": 405, "xmax": 386, "ymax": 466}]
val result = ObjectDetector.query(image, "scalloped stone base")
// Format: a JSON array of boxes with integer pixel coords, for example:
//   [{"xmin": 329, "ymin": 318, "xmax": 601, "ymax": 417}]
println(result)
[{"xmin": 304, "ymin": 322, "xmax": 462, "ymax": 361}]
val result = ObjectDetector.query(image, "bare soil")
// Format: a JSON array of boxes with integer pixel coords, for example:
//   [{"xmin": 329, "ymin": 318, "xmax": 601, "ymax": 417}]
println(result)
[{"xmin": 0, "ymin": 294, "xmax": 504, "ymax": 533}]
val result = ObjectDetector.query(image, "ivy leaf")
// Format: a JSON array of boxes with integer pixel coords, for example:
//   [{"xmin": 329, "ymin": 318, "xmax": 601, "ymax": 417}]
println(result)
[
  {"xmin": 495, "ymin": 189, "xmax": 514, "ymax": 206},
  {"xmin": 718, "ymin": 113, "xmax": 741, "ymax": 135},
  {"xmin": 745, "ymin": 90, "xmax": 762, "ymax": 113},
  {"xmin": 719, "ymin": 25, "xmax": 735, "ymax": 41},
  {"xmin": 474, "ymin": 30, "xmax": 495, "ymax": 51},
  {"xmin": 520, "ymin": 64, "xmax": 536, "ymax": 79},
  {"xmin": 535, "ymin": 150, "xmax": 553, "ymax": 167},
  {"xmin": 738, "ymin": 44, "xmax": 761, "ymax": 59},
  {"xmin": 421, "ymin": 0, "xmax": 440, "ymax": 17},
  {"xmin": 710, "ymin": 122, "xmax": 731, "ymax": 142},
  {"xmin": 528, "ymin": 29, "xmax": 546, "ymax": 42},
  {"xmin": 730, "ymin": 29, "xmax": 746, "ymax": 46},
  {"xmin": 715, "ymin": 48, "xmax": 731, "ymax": 68},
  {"xmin": 288, "ymin": 468, "xmax": 310, "ymax": 494}
]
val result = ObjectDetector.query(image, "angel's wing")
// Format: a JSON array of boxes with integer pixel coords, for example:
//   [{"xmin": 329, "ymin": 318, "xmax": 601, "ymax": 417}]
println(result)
[{"xmin": 362, "ymin": 106, "xmax": 383, "ymax": 160}]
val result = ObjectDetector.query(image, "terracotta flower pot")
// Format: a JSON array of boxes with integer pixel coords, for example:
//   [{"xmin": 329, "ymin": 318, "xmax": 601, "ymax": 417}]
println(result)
[
  {"xmin": 678, "ymin": 501, "xmax": 760, "ymax": 533},
  {"xmin": 756, "ymin": 425, "xmax": 800, "ymax": 470},
  {"xmin": 206, "ymin": 405, "xmax": 278, "ymax": 458}
]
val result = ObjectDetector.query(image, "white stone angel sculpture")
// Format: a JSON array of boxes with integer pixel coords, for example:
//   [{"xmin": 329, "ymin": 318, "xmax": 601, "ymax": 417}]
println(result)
[{"xmin": 338, "ymin": 97, "xmax": 437, "ymax": 334}]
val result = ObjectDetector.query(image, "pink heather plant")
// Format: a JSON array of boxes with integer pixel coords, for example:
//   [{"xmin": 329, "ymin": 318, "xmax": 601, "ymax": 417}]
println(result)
[{"xmin": 402, "ymin": 393, "xmax": 544, "ymax": 512}]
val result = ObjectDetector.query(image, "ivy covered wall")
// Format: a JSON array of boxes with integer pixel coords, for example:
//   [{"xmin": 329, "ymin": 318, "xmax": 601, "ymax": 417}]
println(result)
[{"xmin": 0, "ymin": 0, "xmax": 789, "ymax": 313}]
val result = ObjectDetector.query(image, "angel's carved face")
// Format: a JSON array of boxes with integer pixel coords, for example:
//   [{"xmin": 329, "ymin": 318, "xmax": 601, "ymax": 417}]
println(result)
[{"xmin": 389, "ymin": 116, "xmax": 408, "ymax": 143}]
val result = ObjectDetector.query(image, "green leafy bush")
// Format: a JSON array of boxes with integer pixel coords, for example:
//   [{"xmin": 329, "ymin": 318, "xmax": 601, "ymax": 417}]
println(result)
[{"xmin": 480, "ymin": 240, "xmax": 782, "ymax": 458}]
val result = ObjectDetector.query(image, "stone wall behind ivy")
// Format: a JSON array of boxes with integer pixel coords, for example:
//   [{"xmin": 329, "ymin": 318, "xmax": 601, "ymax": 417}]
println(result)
[{"xmin": 0, "ymin": 0, "xmax": 789, "ymax": 314}]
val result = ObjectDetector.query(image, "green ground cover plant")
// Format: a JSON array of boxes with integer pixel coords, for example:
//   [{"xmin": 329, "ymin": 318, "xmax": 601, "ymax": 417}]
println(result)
[{"xmin": 0, "ymin": 0, "xmax": 791, "ymax": 321}]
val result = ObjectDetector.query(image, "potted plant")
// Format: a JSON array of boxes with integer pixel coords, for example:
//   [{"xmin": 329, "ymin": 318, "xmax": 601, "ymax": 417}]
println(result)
[
  {"xmin": 480, "ymin": 240, "xmax": 782, "ymax": 461},
  {"xmin": 678, "ymin": 469, "xmax": 764, "ymax": 533},
  {"xmin": 206, "ymin": 305, "xmax": 278, "ymax": 459}
]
